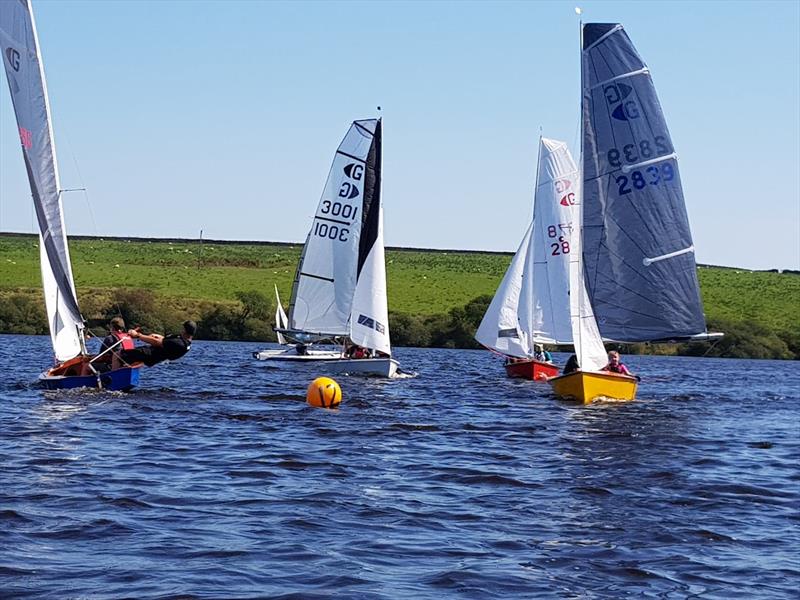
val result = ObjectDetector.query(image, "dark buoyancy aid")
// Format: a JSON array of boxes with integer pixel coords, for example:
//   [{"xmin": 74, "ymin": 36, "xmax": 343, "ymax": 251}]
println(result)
[
  {"xmin": 111, "ymin": 330, "xmax": 135, "ymax": 350},
  {"xmin": 605, "ymin": 362, "xmax": 627, "ymax": 374}
]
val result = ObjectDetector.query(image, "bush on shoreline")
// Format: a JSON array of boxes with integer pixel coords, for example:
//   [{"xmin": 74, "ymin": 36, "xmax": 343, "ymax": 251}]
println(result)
[{"xmin": 1, "ymin": 288, "xmax": 796, "ymax": 359}]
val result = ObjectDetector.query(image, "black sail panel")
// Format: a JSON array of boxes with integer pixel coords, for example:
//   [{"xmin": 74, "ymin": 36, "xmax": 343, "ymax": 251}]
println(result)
[{"xmin": 357, "ymin": 119, "xmax": 381, "ymax": 277}]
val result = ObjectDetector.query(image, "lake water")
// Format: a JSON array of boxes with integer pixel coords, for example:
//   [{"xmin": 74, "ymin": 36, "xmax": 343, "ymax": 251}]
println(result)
[{"xmin": 1, "ymin": 334, "xmax": 798, "ymax": 599}]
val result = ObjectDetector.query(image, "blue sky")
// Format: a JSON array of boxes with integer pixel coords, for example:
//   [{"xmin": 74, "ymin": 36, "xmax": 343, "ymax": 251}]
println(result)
[{"xmin": 1, "ymin": 0, "xmax": 798, "ymax": 270}]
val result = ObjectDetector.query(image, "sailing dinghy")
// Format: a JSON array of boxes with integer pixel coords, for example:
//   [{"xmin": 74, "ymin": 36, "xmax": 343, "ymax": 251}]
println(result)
[
  {"xmin": 0, "ymin": 0, "xmax": 140, "ymax": 391},
  {"xmin": 550, "ymin": 23, "xmax": 721, "ymax": 403},
  {"xmin": 251, "ymin": 285, "xmax": 343, "ymax": 362},
  {"xmin": 475, "ymin": 138, "xmax": 583, "ymax": 381},
  {"xmin": 253, "ymin": 119, "xmax": 399, "ymax": 377}
]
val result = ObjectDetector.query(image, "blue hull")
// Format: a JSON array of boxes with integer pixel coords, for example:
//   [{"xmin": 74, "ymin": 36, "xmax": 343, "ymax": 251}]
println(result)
[{"xmin": 39, "ymin": 367, "xmax": 141, "ymax": 392}]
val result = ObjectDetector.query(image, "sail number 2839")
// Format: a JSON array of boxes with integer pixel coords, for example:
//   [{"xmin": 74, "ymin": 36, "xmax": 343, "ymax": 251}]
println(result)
[{"xmin": 615, "ymin": 163, "xmax": 675, "ymax": 195}]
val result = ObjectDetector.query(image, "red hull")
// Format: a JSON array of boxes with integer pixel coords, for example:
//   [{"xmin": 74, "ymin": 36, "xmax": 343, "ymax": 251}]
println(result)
[{"xmin": 505, "ymin": 358, "xmax": 560, "ymax": 381}]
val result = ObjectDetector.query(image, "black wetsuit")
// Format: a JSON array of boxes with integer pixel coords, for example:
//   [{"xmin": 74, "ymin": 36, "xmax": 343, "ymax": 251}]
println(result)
[{"xmin": 122, "ymin": 335, "xmax": 191, "ymax": 367}]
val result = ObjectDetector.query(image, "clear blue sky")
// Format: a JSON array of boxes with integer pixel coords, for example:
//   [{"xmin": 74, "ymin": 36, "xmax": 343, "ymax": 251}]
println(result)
[{"xmin": 1, "ymin": 0, "xmax": 798, "ymax": 270}]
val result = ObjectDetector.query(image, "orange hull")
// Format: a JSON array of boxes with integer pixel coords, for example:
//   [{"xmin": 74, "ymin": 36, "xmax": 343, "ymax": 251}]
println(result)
[{"xmin": 505, "ymin": 358, "xmax": 560, "ymax": 381}]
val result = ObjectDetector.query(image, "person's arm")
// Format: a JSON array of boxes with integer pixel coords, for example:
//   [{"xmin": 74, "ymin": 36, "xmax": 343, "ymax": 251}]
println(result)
[
  {"xmin": 619, "ymin": 364, "xmax": 632, "ymax": 375},
  {"xmin": 129, "ymin": 329, "xmax": 164, "ymax": 347}
]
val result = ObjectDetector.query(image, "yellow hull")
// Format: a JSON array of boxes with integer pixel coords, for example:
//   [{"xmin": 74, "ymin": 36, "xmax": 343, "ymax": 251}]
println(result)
[{"xmin": 549, "ymin": 370, "xmax": 638, "ymax": 404}]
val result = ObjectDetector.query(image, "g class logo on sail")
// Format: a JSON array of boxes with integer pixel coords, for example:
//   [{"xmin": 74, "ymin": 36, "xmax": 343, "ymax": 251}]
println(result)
[
  {"xmin": 339, "ymin": 182, "xmax": 359, "ymax": 199},
  {"xmin": 604, "ymin": 82, "xmax": 639, "ymax": 121},
  {"xmin": 343, "ymin": 163, "xmax": 363, "ymax": 181},
  {"xmin": 5, "ymin": 47, "xmax": 20, "ymax": 72}
]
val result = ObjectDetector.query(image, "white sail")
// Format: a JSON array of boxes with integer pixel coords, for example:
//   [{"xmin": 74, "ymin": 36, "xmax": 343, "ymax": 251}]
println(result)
[
  {"xmin": 475, "ymin": 137, "xmax": 582, "ymax": 356},
  {"xmin": 568, "ymin": 172, "xmax": 608, "ymax": 372},
  {"xmin": 350, "ymin": 195, "xmax": 391, "ymax": 355},
  {"xmin": 475, "ymin": 223, "xmax": 534, "ymax": 357},
  {"xmin": 274, "ymin": 285, "xmax": 288, "ymax": 345},
  {"xmin": 521, "ymin": 138, "xmax": 579, "ymax": 345},
  {"xmin": 1, "ymin": 0, "xmax": 84, "ymax": 362},
  {"xmin": 287, "ymin": 118, "xmax": 390, "ymax": 355}
]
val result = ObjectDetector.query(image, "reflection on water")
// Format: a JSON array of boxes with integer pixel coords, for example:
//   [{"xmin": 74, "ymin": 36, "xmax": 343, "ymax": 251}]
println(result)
[{"xmin": 1, "ymin": 334, "xmax": 798, "ymax": 598}]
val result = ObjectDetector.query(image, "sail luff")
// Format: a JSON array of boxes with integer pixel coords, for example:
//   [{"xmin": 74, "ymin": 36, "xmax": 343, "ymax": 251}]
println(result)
[{"xmin": 1, "ymin": 0, "xmax": 84, "ymax": 361}]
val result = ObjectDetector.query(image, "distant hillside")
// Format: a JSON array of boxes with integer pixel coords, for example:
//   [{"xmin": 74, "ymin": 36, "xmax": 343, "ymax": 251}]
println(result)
[{"xmin": 1, "ymin": 233, "xmax": 797, "ymax": 358}]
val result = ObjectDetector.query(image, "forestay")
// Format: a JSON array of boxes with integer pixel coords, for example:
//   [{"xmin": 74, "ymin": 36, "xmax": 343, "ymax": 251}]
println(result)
[
  {"xmin": 0, "ymin": 0, "xmax": 84, "ymax": 361},
  {"xmin": 475, "ymin": 138, "xmax": 583, "ymax": 356},
  {"xmin": 288, "ymin": 119, "xmax": 390, "ymax": 355},
  {"xmin": 581, "ymin": 23, "xmax": 707, "ymax": 342}
]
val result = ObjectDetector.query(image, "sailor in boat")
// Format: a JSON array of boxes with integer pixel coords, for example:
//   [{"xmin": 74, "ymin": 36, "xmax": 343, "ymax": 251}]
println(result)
[
  {"xmin": 562, "ymin": 354, "xmax": 579, "ymax": 375},
  {"xmin": 345, "ymin": 343, "xmax": 368, "ymax": 359},
  {"xmin": 97, "ymin": 317, "xmax": 134, "ymax": 371},
  {"xmin": 75, "ymin": 317, "xmax": 134, "ymax": 376},
  {"xmin": 602, "ymin": 351, "xmax": 636, "ymax": 378},
  {"xmin": 120, "ymin": 320, "xmax": 196, "ymax": 367},
  {"xmin": 533, "ymin": 344, "xmax": 553, "ymax": 363}
]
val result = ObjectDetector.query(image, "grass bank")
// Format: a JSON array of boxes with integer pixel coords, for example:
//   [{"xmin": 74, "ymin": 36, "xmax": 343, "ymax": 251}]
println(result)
[{"xmin": 1, "ymin": 233, "xmax": 797, "ymax": 358}]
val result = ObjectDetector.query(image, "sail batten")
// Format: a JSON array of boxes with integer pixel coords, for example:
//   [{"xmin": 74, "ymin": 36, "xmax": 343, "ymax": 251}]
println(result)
[{"xmin": 1, "ymin": 0, "xmax": 84, "ymax": 361}]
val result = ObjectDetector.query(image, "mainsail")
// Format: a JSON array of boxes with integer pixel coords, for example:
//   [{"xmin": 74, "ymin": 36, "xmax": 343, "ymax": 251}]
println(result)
[
  {"xmin": 476, "ymin": 138, "xmax": 583, "ymax": 356},
  {"xmin": 287, "ymin": 119, "xmax": 391, "ymax": 354},
  {"xmin": 1, "ymin": 0, "xmax": 84, "ymax": 362},
  {"xmin": 581, "ymin": 23, "xmax": 708, "ymax": 342}
]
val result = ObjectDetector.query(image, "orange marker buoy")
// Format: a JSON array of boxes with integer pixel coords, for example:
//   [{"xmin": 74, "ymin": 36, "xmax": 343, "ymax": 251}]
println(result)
[{"xmin": 306, "ymin": 377, "xmax": 342, "ymax": 408}]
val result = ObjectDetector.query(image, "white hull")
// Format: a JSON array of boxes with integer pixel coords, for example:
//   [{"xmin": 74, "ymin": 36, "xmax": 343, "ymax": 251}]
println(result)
[
  {"xmin": 325, "ymin": 358, "xmax": 399, "ymax": 378},
  {"xmin": 252, "ymin": 348, "xmax": 343, "ymax": 362}
]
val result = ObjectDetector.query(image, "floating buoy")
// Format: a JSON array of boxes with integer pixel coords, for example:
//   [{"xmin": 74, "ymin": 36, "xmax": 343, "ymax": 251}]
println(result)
[{"xmin": 306, "ymin": 377, "xmax": 342, "ymax": 408}]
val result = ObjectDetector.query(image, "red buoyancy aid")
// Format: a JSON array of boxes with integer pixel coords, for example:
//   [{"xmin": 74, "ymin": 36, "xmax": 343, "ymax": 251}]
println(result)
[{"xmin": 111, "ymin": 330, "xmax": 135, "ymax": 350}]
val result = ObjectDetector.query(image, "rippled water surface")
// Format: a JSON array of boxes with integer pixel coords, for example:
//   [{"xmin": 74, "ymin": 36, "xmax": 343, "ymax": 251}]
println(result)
[{"xmin": 1, "ymin": 334, "xmax": 799, "ymax": 598}]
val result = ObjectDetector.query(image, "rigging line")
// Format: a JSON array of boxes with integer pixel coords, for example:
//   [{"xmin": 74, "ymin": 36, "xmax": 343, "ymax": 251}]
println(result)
[{"xmin": 61, "ymin": 127, "xmax": 98, "ymax": 235}]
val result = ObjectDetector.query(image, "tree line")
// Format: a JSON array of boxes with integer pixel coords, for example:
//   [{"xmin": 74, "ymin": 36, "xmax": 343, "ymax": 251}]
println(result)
[{"xmin": 0, "ymin": 290, "xmax": 796, "ymax": 359}]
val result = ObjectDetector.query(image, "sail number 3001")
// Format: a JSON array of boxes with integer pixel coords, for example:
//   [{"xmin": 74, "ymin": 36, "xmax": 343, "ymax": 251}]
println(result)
[{"xmin": 314, "ymin": 201, "xmax": 359, "ymax": 242}]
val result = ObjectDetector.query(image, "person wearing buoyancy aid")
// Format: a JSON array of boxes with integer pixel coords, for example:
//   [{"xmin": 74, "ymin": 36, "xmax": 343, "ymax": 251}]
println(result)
[
  {"xmin": 602, "ymin": 350, "xmax": 633, "ymax": 376},
  {"xmin": 121, "ymin": 320, "xmax": 195, "ymax": 367},
  {"xmin": 98, "ymin": 317, "xmax": 135, "ymax": 371}
]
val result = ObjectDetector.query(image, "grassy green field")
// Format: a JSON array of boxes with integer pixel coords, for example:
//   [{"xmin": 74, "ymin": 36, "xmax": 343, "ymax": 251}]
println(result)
[
  {"xmin": 0, "ymin": 234, "xmax": 509, "ymax": 315},
  {"xmin": 1, "ymin": 233, "xmax": 798, "ymax": 356}
]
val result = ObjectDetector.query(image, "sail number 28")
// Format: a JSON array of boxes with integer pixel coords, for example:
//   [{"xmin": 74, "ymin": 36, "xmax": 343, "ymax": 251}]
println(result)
[{"xmin": 548, "ymin": 224, "xmax": 571, "ymax": 256}]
